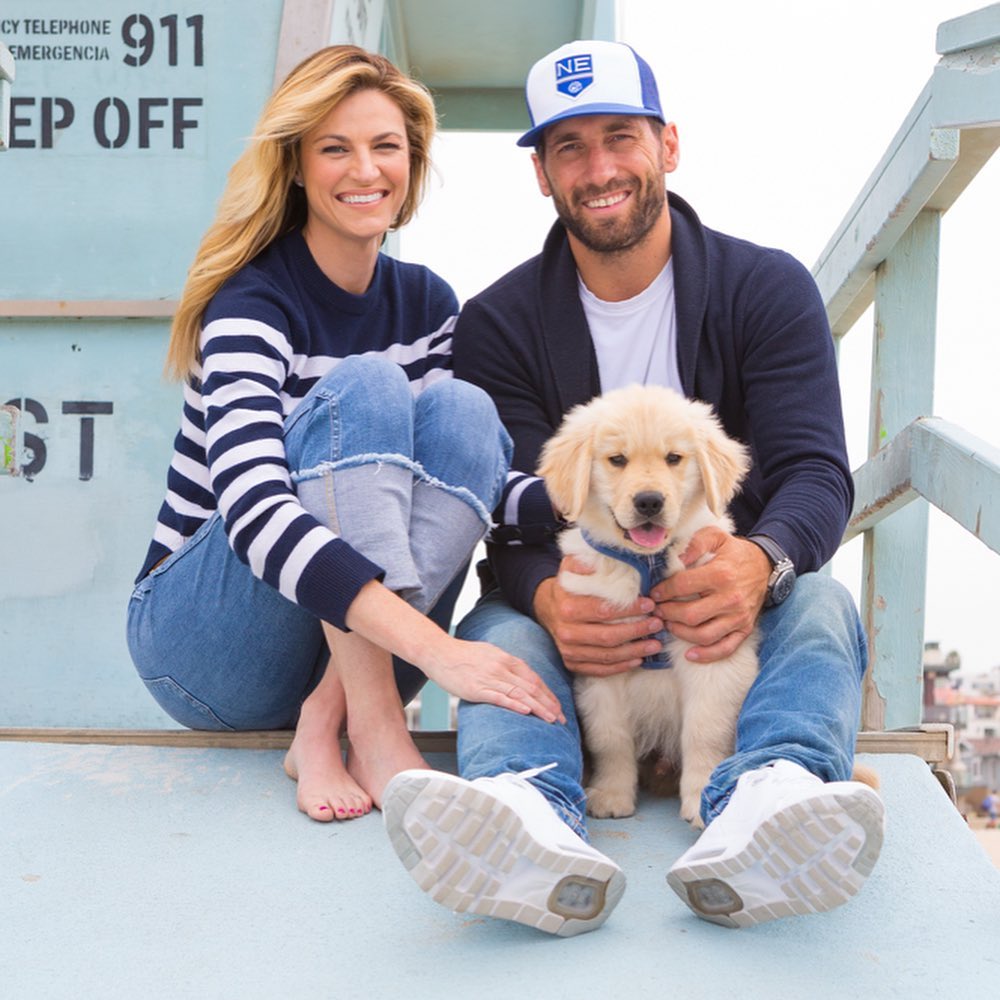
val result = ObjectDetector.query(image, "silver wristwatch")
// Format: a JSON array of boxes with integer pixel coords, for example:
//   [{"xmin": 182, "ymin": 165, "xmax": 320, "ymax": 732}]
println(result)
[{"xmin": 748, "ymin": 535, "xmax": 796, "ymax": 607}]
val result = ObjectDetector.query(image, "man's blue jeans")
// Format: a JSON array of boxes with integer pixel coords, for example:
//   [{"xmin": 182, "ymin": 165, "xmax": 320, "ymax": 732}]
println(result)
[
  {"xmin": 127, "ymin": 356, "xmax": 511, "ymax": 730},
  {"xmin": 456, "ymin": 574, "xmax": 867, "ymax": 835}
]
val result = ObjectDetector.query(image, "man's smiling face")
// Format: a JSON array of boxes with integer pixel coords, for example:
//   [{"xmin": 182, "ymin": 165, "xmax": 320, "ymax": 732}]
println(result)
[{"xmin": 533, "ymin": 114, "xmax": 679, "ymax": 254}]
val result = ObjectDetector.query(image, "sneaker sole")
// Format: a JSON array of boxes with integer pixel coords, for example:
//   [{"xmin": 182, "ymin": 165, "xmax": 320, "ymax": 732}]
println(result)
[
  {"xmin": 666, "ymin": 786, "xmax": 884, "ymax": 928},
  {"xmin": 384, "ymin": 772, "xmax": 626, "ymax": 937}
]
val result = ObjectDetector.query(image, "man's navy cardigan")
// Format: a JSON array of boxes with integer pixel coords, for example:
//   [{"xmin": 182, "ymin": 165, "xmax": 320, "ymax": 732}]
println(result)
[{"xmin": 453, "ymin": 192, "xmax": 853, "ymax": 617}]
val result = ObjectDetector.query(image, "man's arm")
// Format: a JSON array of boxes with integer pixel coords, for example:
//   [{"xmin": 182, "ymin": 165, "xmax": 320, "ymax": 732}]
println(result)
[{"xmin": 729, "ymin": 249, "xmax": 854, "ymax": 572}]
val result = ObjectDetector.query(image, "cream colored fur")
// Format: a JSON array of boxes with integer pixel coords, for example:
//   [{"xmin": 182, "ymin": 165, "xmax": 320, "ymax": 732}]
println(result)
[{"xmin": 537, "ymin": 384, "xmax": 759, "ymax": 828}]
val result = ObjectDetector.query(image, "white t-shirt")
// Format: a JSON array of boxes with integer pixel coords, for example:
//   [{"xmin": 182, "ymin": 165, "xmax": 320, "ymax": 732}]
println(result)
[{"xmin": 579, "ymin": 259, "xmax": 682, "ymax": 393}]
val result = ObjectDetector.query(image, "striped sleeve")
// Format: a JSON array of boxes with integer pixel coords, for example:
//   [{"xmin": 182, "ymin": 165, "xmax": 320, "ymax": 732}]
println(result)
[
  {"xmin": 487, "ymin": 470, "xmax": 563, "ymax": 545},
  {"xmin": 200, "ymin": 317, "xmax": 383, "ymax": 629}
]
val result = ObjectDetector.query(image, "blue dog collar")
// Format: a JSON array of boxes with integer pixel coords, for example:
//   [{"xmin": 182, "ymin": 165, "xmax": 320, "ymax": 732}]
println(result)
[{"xmin": 579, "ymin": 530, "xmax": 672, "ymax": 670}]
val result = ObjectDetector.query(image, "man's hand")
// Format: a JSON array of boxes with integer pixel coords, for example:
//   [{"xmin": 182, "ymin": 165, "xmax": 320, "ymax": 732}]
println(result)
[
  {"xmin": 533, "ymin": 555, "xmax": 665, "ymax": 676},
  {"xmin": 651, "ymin": 527, "xmax": 771, "ymax": 663}
]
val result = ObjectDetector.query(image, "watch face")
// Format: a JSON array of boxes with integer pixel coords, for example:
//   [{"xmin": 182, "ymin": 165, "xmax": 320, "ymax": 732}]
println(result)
[{"xmin": 771, "ymin": 569, "xmax": 795, "ymax": 605}]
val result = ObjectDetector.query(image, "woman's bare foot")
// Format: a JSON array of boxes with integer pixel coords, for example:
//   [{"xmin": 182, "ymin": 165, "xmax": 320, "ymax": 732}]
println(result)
[
  {"xmin": 319, "ymin": 619, "xmax": 432, "ymax": 808},
  {"xmin": 284, "ymin": 673, "xmax": 372, "ymax": 822},
  {"xmin": 345, "ymin": 719, "xmax": 429, "ymax": 809},
  {"xmin": 284, "ymin": 732, "xmax": 372, "ymax": 822}
]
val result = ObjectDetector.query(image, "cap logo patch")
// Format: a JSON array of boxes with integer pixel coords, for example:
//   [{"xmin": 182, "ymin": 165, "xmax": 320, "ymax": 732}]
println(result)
[{"xmin": 555, "ymin": 54, "xmax": 593, "ymax": 99}]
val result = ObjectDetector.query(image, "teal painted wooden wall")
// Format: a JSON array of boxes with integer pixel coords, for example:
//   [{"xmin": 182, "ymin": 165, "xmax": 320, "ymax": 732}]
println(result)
[{"xmin": 1, "ymin": 0, "xmax": 286, "ymax": 725}]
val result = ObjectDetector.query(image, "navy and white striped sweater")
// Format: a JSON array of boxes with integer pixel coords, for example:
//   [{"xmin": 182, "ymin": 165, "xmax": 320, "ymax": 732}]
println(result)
[{"xmin": 137, "ymin": 229, "xmax": 458, "ymax": 630}]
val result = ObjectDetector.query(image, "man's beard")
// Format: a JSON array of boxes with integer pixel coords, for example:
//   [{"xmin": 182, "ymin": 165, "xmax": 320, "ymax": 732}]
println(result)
[{"xmin": 549, "ymin": 172, "xmax": 666, "ymax": 254}]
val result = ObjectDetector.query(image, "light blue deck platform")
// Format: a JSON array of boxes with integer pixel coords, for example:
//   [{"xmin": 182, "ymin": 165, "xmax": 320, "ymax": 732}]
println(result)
[
  {"xmin": 4, "ymin": 5, "xmax": 1000, "ymax": 997},
  {"xmin": 2, "ymin": 744, "xmax": 997, "ymax": 999}
]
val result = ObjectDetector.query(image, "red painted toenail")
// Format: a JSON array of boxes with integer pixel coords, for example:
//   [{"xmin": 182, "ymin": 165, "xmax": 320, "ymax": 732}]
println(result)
[{"xmin": 318, "ymin": 806, "xmax": 329, "ymax": 812}]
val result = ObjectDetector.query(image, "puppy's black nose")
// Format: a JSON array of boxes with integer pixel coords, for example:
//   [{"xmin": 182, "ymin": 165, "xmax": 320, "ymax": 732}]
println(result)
[{"xmin": 632, "ymin": 491, "xmax": 664, "ymax": 518}]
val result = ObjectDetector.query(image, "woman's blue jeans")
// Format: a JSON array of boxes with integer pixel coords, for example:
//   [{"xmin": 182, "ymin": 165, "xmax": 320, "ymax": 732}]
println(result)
[
  {"xmin": 127, "ymin": 356, "xmax": 511, "ymax": 731},
  {"xmin": 456, "ymin": 573, "xmax": 867, "ymax": 836}
]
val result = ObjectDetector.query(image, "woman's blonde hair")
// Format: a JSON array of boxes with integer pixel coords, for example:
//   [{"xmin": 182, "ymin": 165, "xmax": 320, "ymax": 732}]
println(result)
[{"xmin": 165, "ymin": 45, "xmax": 437, "ymax": 379}]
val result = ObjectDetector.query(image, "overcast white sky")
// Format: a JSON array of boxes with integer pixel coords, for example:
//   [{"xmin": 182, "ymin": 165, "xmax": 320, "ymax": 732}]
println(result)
[{"xmin": 401, "ymin": 0, "xmax": 1000, "ymax": 680}]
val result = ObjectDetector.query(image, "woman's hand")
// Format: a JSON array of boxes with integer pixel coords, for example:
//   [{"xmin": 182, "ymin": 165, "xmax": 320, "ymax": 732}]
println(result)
[
  {"xmin": 420, "ymin": 635, "xmax": 566, "ymax": 724},
  {"xmin": 343, "ymin": 579, "xmax": 565, "ymax": 724}
]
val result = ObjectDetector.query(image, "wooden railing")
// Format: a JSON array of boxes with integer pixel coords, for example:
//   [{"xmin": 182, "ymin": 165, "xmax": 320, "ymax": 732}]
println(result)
[{"xmin": 814, "ymin": 4, "xmax": 1000, "ymax": 731}]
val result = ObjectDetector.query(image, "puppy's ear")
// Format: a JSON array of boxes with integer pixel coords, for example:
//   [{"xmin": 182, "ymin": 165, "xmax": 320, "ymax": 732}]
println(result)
[
  {"xmin": 695, "ymin": 414, "xmax": 751, "ymax": 517},
  {"xmin": 537, "ymin": 414, "xmax": 594, "ymax": 523}
]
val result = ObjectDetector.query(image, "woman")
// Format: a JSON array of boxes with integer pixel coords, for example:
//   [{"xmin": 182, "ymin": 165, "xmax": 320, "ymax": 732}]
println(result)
[{"xmin": 127, "ymin": 46, "xmax": 562, "ymax": 823}]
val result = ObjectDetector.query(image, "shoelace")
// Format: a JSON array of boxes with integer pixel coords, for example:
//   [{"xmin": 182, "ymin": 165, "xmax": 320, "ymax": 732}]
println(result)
[
  {"xmin": 741, "ymin": 761, "xmax": 819, "ymax": 791},
  {"xmin": 499, "ymin": 762, "xmax": 559, "ymax": 783}
]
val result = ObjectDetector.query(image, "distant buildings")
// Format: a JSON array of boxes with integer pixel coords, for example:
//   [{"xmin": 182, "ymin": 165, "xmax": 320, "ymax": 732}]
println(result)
[{"xmin": 923, "ymin": 642, "xmax": 1000, "ymax": 792}]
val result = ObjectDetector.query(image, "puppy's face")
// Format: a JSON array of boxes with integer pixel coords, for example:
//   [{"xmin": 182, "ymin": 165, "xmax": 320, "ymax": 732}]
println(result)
[
  {"xmin": 583, "ymin": 417, "xmax": 698, "ymax": 553},
  {"xmin": 538, "ymin": 385, "xmax": 750, "ymax": 555}
]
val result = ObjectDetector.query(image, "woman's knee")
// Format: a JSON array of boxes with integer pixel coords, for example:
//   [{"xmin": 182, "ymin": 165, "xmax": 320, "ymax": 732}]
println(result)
[
  {"xmin": 321, "ymin": 354, "xmax": 411, "ymax": 398},
  {"xmin": 421, "ymin": 379, "xmax": 508, "ymax": 441},
  {"xmin": 309, "ymin": 356, "xmax": 414, "ymax": 431},
  {"xmin": 419, "ymin": 377, "xmax": 493, "ymax": 423},
  {"xmin": 288, "ymin": 357, "xmax": 415, "ymax": 467},
  {"xmin": 415, "ymin": 378, "xmax": 512, "ymax": 500}
]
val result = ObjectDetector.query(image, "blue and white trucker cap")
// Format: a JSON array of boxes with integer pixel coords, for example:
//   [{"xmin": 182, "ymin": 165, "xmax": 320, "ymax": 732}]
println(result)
[{"xmin": 517, "ymin": 39, "xmax": 664, "ymax": 148}]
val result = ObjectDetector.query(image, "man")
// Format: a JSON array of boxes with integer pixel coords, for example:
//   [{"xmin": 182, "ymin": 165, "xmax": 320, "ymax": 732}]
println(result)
[
  {"xmin": 982, "ymin": 790, "xmax": 998, "ymax": 828},
  {"xmin": 382, "ymin": 39, "xmax": 884, "ymax": 936}
]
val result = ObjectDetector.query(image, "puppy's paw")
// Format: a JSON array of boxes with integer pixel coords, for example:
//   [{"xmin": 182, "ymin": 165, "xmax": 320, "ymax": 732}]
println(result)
[
  {"xmin": 680, "ymin": 793, "xmax": 705, "ymax": 829},
  {"xmin": 586, "ymin": 784, "xmax": 637, "ymax": 818}
]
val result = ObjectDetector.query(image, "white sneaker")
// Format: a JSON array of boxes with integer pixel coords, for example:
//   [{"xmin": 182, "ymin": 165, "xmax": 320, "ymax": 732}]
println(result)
[
  {"xmin": 383, "ymin": 766, "xmax": 626, "ymax": 937},
  {"xmin": 666, "ymin": 759, "xmax": 884, "ymax": 928}
]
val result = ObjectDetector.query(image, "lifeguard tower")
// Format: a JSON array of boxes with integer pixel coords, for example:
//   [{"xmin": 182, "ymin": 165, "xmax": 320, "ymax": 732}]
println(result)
[{"xmin": 2, "ymin": 2, "xmax": 1000, "ymax": 995}]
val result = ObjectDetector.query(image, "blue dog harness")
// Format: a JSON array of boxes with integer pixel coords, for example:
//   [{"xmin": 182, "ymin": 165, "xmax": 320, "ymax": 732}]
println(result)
[{"xmin": 580, "ymin": 530, "xmax": 672, "ymax": 669}]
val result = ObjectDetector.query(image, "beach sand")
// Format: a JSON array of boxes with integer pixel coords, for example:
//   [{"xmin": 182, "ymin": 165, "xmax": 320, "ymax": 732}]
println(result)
[{"xmin": 967, "ymin": 815, "xmax": 1000, "ymax": 868}]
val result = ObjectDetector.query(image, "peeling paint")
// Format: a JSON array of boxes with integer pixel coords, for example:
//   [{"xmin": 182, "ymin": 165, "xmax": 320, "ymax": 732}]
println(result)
[
  {"xmin": 888, "ymin": 194, "xmax": 912, "ymax": 220},
  {"xmin": 849, "ymin": 479, "xmax": 916, "ymax": 532},
  {"xmin": 940, "ymin": 43, "xmax": 1000, "ymax": 73},
  {"xmin": 871, "ymin": 390, "xmax": 886, "ymax": 455},
  {"xmin": 861, "ymin": 549, "xmax": 887, "ymax": 730},
  {"xmin": 1, "ymin": 403, "xmax": 19, "ymax": 476}
]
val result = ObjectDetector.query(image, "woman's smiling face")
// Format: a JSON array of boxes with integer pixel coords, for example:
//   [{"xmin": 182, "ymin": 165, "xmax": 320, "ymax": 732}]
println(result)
[{"xmin": 298, "ymin": 88, "xmax": 411, "ymax": 253}]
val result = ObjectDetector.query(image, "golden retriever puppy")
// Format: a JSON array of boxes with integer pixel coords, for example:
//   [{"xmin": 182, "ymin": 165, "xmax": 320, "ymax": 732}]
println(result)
[{"xmin": 537, "ymin": 384, "xmax": 759, "ymax": 828}]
